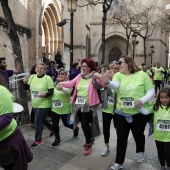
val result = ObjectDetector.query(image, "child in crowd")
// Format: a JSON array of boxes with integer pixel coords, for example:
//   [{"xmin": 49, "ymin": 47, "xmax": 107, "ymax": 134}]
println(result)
[{"xmin": 153, "ymin": 88, "xmax": 170, "ymax": 170}]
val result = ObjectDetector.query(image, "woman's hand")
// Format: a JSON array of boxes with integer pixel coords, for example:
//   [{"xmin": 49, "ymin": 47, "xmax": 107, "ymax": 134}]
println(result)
[
  {"xmin": 39, "ymin": 92, "xmax": 46, "ymax": 98},
  {"xmin": 135, "ymin": 99, "xmax": 143, "ymax": 109},
  {"xmin": 56, "ymin": 84, "xmax": 63, "ymax": 91},
  {"xmin": 102, "ymin": 70, "xmax": 110, "ymax": 85},
  {"xmin": 23, "ymin": 77, "xmax": 28, "ymax": 84},
  {"xmin": 90, "ymin": 71, "xmax": 101, "ymax": 80}
]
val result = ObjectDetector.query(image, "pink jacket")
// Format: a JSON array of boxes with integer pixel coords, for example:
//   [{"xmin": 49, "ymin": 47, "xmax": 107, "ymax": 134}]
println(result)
[{"xmin": 60, "ymin": 74, "xmax": 105, "ymax": 106}]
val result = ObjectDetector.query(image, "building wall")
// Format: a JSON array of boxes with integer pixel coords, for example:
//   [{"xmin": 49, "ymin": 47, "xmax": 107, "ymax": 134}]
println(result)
[{"xmin": 0, "ymin": 0, "xmax": 169, "ymax": 72}]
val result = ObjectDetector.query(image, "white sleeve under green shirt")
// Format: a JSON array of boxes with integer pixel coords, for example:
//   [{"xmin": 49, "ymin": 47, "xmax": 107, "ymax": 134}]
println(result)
[
  {"xmin": 113, "ymin": 71, "xmax": 153, "ymax": 114},
  {"xmin": 28, "ymin": 74, "xmax": 54, "ymax": 108},
  {"xmin": 154, "ymin": 106, "xmax": 170, "ymax": 142}
]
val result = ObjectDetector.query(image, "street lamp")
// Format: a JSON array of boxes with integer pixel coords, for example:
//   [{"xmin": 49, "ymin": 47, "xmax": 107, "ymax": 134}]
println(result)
[
  {"xmin": 67, "ymin": 0, "xmax": 78, "ymax": 69},
  {"xmin": 132, "ymin": 33, "xmax": 137, "ymax": 59},
  {"xmin": 150, "ymin": 45, "xmax": 154, "ymax": 66}
]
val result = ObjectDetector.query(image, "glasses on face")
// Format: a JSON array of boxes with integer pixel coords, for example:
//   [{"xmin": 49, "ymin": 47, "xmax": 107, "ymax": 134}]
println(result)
[
  {"xmin": 36, "ymin": 67, "xmax": 44, "ymax": 70},
  {"xmin": 118, "ymin": 61, "xmax": 126, "ymax": 65},
  {"xmin": 81, "ymin": 65, "xmax": 89, "ymax": 68},
  {"xmin": 59, "ymin": 72, "xmax": 65, "ymax": 75}
]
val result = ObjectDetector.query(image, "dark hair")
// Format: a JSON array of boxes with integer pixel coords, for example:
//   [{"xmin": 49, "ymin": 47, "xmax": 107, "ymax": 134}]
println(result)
[
  {"xmin": 72, "ymin": 62, "xmax": 79, "ymax": 69},
  {"xmin": 47, "ymin": 60, "xmax": 56, "ymax": 67},
  {"xmin": 153, "ymin": 88, "xmax": 170, "ymax": 111},
  {"xmin": 81, "ymin": 58, "xmax": 97, "ymax": 72},
  {"xmin": 30, "ymin": 64, "xmax": 36, "ymax": 75},
  {"xmin": 120, "ymin": 55, "xmax": 141, "ymax": 73},
  {"xmin": 0, "ymin": 57, "xmax": 6, "ymax": 63}
]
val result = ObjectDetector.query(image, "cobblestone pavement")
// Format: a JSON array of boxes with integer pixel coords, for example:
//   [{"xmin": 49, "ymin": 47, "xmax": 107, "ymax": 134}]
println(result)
[{"xmin": 0, "ymin": 102, "xmax": 163, "ymax": 170}]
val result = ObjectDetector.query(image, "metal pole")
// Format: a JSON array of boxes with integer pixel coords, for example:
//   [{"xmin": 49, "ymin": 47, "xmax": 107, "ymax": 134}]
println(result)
[
  {"xmin": 70, "ymin": 11, "xmax": 74, "ymax": 69},
  {"xmin": 166, "ymin": 53, "xmax": 168, "ymax": 68},
  {"xmin": 151, "ymin": 53, "xmax": 152, "ymax": 66},
  {"xmin": 133, "ymin": 42, "xmax": 135, "ymax": 59}
]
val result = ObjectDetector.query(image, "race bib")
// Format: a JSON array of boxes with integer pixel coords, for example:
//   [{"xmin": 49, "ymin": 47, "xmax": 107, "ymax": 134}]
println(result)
[
  {"xmin": 53, "ymin": 100, "xmax": 63, "ymax": 108},
  {"xmin": 75, "ymin": 96, "xmax": 86, "ymax": 105},
  {"xmin": 156, "ymin": 119, "xmax": 170, "ymax": 131},
  {"xmin": 121, "ymin": 97, "xmax": 135, "ymax": 108},
  {"xmin": 32, "ymin": 91, "xmax": 42, "ymax": 100}
]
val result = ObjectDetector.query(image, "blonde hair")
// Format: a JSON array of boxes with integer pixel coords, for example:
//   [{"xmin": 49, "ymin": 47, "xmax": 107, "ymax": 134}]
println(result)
[{"xmin": 36, "ymin": 62, "xmax": 47, "ymax": 70}]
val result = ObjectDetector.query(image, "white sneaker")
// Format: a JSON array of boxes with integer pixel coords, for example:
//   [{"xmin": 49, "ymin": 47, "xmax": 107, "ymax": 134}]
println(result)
[
  {"xmin": 101, "ymin": 146, "xmax": 110, "ymax": 156},
  {"xmin": 136, "ymin": 152, "xmax": 145, "ymax": 163},
  {"xmin": 111, "ymin": 163, "xmax": 124, "ymax": 170}
]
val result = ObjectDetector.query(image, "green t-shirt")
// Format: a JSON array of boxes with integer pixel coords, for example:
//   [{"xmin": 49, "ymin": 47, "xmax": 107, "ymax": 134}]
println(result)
[
  {"xmin": 113, "ymin": 71, "xmax": 153, "ymax": 114},
  {"xmin": 76, "ymin": 78, "xmax": 90, "ymax": 104},
  {"xmin": 51, "ymin": 88, "xmax": 71, "ymax": 114},
  {"xmin": 0, "ymin": 85, "xmax": 17, "ymax": 141},
  {"xmin": 102, "ymin": 89, "xmax": 115, "ymax": 114},
  {"xmin": 28, "ymin": 74, "xmax": 54, "ymax": 108},
  {"xmin": 146, "ymin": 70, "xmax": 152, "ymax": 77},
  {"xmin": 152, "ymin": 67, "xmax": 164, "ymax": 80},
  {"xmin": 154, "ymin": 106, "xmax": 170, "ymax": 142},
  {"xmin": 0, "ymin": 85, "xmax": 13, "ymax": 115}
]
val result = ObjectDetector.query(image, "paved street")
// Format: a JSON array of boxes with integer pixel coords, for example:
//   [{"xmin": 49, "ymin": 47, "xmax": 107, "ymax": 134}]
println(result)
[{"xmin": 15, "ymin": 103, "xmax": 161, "ymax": 170}]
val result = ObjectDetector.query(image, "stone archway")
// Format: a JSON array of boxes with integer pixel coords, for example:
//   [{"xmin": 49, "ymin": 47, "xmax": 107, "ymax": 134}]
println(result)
[
  {"xmin": 42, "ymin": 3, "xmax": 61, "ymax": 59},
  {"xmin": 109, "ymin": 47, "xmax": 122, "ymax": 63}
]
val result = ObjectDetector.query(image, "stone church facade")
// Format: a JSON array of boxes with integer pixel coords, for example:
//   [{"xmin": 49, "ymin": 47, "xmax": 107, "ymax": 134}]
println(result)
[{"xmin": 0, "ymin": 0, "xmax": 169, "ymax": 71}]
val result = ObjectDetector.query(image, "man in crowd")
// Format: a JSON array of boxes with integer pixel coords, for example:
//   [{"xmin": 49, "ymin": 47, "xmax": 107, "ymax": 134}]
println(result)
[{"xmin": 0, "ymin": 54, "xmax": 21, "ymax": 88}]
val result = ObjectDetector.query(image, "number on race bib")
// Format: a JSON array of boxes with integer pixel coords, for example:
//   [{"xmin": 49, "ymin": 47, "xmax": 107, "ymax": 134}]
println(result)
[
  {"xmin": 53, "ymin": 100, "xmax": 63, "ymax": 108},
  {"xmin": 32, "ymin": 91, "xmax": 42, "ymax": 99},
  {"xmin": 121, "ymin": 97, "xmax": 135, "ymax": 108},
  {"xmin": 156, "ymin": 120, "xmax": 170, "ymax": 131},
  {"xmin": 75, "ymin": 96, "xmax": 86, "ymax": 105}
]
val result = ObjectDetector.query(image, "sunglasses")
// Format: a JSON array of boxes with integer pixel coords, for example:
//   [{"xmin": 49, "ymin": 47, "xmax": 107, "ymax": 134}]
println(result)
[{"xmin": 118, "ymin": 61, "xmax": 126, "ymax": 65}]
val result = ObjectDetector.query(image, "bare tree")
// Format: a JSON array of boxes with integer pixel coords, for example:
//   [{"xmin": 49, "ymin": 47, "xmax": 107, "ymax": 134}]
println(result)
[
  {"xmin": 110, "ymin": 0, "xmax": 167, "ymax": 64},
  {"xmin": 78, "ymin": 0, "xmax": 114, "ymax": 64},
  {"xmin": 1, "ymin": 0, "xmax": 30, "ymax": 124},
  {"xmin": 101, "ymin": 0, "xmax": 114, "ymax": 64}
]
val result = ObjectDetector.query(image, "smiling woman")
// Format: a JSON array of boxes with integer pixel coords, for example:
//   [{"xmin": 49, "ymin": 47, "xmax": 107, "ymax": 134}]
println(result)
[
  {"xmin": 23, "ymin": 62, "xmax": 54, "ymax": 149},
  {"xmin": 50, "ymin": 68, "xmax": 80, "ymax": 147},
  {"xmin": 101, "ymin": 55, "xmax": 155, "ymax": 169},
  {"xmin": 57, "ymin": 58, "xmax": 105, "ymax": 155}
]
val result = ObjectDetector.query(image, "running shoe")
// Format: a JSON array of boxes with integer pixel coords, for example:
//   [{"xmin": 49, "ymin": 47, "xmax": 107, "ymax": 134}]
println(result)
[
  {"xmin": 101, "ymin": 145, "xmax": 110, "ymax": 156},
  {"xmin": 31, "ymin": 141, "xmax": 43, "ymax": 149},
  {"xmin": 111, "ymin": 163, "xmax": 124, "ymax": 170}
]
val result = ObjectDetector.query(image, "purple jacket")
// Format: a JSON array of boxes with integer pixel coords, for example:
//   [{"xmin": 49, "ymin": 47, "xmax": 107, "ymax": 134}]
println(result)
[{"xmin": 60, "ymin": 74, "xmax": 105, "ymax": 106}]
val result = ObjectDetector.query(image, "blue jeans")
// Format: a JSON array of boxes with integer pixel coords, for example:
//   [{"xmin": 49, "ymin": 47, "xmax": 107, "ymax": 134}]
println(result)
[{"xmin": 34, "ymin": 108, "xmax": 53, "ymax": 141}]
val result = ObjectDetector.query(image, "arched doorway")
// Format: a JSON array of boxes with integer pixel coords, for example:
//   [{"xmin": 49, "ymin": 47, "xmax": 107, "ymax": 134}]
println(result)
[
  {"xmin": 109, "ymin": 47, "xmax": 122, "ymax": 63},
  {"xmin": 42, "ymin": 3, "xmax": 61, "ymax": 59}
]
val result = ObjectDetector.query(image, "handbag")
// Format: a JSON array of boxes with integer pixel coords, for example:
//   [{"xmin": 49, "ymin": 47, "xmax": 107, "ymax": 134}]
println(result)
[{"xmin": 0, "ymin": 147, "xmax": 15, "ymax": 167}]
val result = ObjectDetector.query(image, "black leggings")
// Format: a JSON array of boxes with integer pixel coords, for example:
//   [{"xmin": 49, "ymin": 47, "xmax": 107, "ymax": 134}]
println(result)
[
  {"xmin": 51, "ymin": 111, "xmax": 73, "ymax": 140},
  {"xmin": 154, "ymin": 80, "xmax": 161, "ymax": 95},
  {"xmin": 114, "ymin": 113, "xmax": 151, "ymax": 164},
  {"xmin": 155, "ymin": 140, "xmax": 170, "ymax": 167},
  {"xmin": 102, "ymin": 112, "xmax": 115, "ymax": 144},
  {"xmin": 78, "ymin": 110, "xmax": 93, "ymax": 144}
]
